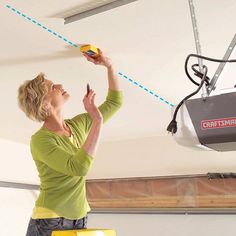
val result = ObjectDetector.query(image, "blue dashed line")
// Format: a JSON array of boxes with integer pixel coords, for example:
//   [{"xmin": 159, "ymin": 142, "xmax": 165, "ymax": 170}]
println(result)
[
  {"xmin": 5, "ymin": 4, "xmax": 174, "ymax": 108},
  {"xmin": 116, "ymin": 72, "xmax": 173, "ymax": 107}
]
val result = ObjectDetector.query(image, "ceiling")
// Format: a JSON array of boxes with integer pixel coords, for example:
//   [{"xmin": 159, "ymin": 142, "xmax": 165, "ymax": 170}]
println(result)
[{"xmin": 1, "ymin": 0, "xmax": 236, "ymax": 145}]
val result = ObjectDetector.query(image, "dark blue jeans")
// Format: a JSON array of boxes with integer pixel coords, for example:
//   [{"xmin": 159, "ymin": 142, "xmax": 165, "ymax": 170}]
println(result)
[{"xmin": 25, "ymin": 216, "xmax": 87, "ymax": 236}]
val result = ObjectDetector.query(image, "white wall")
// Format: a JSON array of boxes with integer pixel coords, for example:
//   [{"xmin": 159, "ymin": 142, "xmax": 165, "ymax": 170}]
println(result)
[
  {"xmin": 1, "ymin": 187, "xmax": 236, "ymax": 236},
  {"xmin": 88, "ymin": 135, "xmax": 236, "ymax": 179},
  {"xmin": 0, "ymin": 138, "xmax": 38, "ymax": 184},
  {"xmin": 2, "ymin": 134, "xmax": 236, "ymax": 183},
  {"xmin": 0, "ymin": 188, "xmax": 36, "ymax": 235},
  {"xmin": 88, "ymin": 213, "xmax": 236, "ymax": 236}
]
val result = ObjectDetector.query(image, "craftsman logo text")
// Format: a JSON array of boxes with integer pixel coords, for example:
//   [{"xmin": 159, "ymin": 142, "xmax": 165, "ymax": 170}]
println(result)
[{"xmin": 201, "ymin": 117, "xmax": 236, "ymax": 130}]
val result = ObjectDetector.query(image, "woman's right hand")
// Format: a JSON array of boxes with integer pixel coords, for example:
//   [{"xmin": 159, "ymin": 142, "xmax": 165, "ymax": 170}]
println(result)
[{"xmin": 83, "ymin": 89, "xmax": 103, "ymax": 122}]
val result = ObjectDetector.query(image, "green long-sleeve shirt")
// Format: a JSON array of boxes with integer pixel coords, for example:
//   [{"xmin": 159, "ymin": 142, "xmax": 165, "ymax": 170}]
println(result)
[{"xmin": 30, "ymin": 89, "xmax": 123, "ymax": 219}]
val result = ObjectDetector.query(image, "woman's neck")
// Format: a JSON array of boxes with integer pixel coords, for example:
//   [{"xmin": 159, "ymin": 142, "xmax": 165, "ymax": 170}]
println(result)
[{"xmin": 43, "ymin": 115, "xmax": 71, "ymax": 136}]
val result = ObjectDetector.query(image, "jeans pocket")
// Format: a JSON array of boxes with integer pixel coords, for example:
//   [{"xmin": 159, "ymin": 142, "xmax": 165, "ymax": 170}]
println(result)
[{"xmin": 36, "ymin": 218, "xmax": 61, "ymax": 231}]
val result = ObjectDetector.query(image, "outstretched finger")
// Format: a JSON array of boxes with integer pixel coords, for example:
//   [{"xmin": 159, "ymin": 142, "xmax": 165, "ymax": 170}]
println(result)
[
  {"xmin": 88, "ymin": 91, "xmax": 95, "ymax": 102},
  {"xmin": 91, "ymin": 93, "xmax": 96, "ymax": 104},
  {"xmin": 88, "ymin": 90, "xmax": 94, "ymax": 97}
]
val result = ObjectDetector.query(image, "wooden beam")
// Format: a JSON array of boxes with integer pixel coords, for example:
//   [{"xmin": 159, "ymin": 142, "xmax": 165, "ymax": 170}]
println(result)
[{"xmin": 86, "ymin": 176, "xmax": 236, "ymax": 209}]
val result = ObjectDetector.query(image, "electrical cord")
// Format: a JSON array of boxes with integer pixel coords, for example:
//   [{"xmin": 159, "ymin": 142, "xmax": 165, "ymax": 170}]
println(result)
[
  {"xmin": 167, "ymin": 54, "xmax": 236, "ymax": 134},
  {"xmin": 191, "ymin": 64, "xmax": 210, "ymax": 86},
  {"xmin": 185, "ymin": 54, "xmax": 236, "ymax": 86},
  {"xmin": 167, "ymin": 66, "xmax": 208, "ymax": 134}
]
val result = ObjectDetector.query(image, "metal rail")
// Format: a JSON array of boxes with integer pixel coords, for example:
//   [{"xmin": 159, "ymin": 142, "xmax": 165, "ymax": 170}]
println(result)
[{"xmin": 90, "ymin": 208, "xmax": 236, "ymax": 215}]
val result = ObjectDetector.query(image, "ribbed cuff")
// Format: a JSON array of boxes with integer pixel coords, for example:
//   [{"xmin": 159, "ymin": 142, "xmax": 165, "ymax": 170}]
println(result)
[{"xmin": 107, "ymin": 89, "xmax": 123, "ymax": 101}]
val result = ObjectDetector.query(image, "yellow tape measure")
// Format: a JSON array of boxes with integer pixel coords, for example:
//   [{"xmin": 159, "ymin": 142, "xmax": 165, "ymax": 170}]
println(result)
[{"xmin": 80, "ymin": 45, "xmax": 99, "ymax": 58}]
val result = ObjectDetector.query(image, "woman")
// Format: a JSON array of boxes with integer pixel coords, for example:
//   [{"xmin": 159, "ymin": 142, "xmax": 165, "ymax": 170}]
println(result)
[{"xmin": 17, "ymin": 48, "xmax": 123, "ymax": 236}]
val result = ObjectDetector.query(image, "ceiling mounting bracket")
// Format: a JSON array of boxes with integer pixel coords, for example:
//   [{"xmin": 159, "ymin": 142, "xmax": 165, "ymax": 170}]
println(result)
[
  {"xmin": 188, "ymin": 0, "xmax": 236, "ymax": 97},
  {"xmin": 206, "ymin": 34, "xmax": 236, "ymax": 95},
  {"xmin": 188, "ymin": 0, "xmax": 207, "ymax": 97},
  {"xmin": 64, "ymin": 0, "xmax": 138, "ymax": 24}
]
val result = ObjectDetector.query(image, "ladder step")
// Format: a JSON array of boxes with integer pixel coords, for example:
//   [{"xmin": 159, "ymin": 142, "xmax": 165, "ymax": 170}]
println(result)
[{"xmin": 51, "ymin": 229, "xmax": 116, "ymax": 236}]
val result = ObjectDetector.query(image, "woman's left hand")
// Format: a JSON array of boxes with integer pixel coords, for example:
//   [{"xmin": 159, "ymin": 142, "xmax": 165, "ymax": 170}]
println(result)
[{"xmin": 82, "ymin": 48, "xmax": 112, "ymax": 68}]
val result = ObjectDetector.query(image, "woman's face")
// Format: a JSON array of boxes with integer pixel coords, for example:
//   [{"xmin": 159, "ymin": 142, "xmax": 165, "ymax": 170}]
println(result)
[{"xmin": 44, "ymin": 79, "xmax": 70, "ymax": 112}]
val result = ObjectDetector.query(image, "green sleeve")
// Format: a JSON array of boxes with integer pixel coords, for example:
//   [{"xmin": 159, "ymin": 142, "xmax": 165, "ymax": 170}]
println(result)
[
  {"xmin": 71, "ymin": 89, "xmax": 123, "ymax": 134},
  {"xmin": 30, "ymin": 134, "xmax": 94, "ymax": 176}
]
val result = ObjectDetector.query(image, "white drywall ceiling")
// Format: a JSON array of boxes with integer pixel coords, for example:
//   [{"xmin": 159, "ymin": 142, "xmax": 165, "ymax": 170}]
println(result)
[{"xmin": 1, "ymin": 0, "xmax": 236, "ymax": 145}]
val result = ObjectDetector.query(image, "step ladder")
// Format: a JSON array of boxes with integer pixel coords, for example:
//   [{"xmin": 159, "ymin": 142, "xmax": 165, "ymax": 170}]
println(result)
[{"xmin": 51, "ymin": 229, "xmax": 116, "ymax": 236}]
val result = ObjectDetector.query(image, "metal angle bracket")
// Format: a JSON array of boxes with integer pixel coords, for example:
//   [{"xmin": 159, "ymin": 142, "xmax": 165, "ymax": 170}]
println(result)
[
  {"xmin": 188, "ymin": 0, "xmax": 207, "ymax": 97},
  {"xmin": 206, "ymin": 34, "xmax": 236, "ymax": 95},
  {"xmin": 188, "ymin": 0, "xmax": 203, "ymax": 72}
]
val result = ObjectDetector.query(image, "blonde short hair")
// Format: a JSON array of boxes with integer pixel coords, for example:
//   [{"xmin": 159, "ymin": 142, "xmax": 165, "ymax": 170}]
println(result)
[{"xmin": 17, "ymin": 73, "xmax": 50, "ymax": 122}]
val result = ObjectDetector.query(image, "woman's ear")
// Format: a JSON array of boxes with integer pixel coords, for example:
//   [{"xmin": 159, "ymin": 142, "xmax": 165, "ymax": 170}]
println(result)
[{"xmin": 43, "ymin": 102, "xmax": 52, "ymax": 117}]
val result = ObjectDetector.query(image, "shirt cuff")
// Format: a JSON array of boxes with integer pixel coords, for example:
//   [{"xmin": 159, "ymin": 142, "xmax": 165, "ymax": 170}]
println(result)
[{"xmin": 107, "ymin": 89, "xmax": 123, "ymax": 101}]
